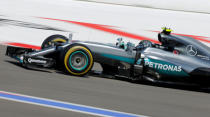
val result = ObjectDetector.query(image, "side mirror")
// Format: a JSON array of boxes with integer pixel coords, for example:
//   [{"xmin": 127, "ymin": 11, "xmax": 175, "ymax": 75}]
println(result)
[
  {"xmin": 116, "ymin": 37, "xmax": 124, "ymax": 48},
  {"xmin": 117, "ymin": 37, "xmax": 122, "ymax": 42},
  {"xmin": 69, "ymin": 33, "xmax": 73, "ymax": 41}
]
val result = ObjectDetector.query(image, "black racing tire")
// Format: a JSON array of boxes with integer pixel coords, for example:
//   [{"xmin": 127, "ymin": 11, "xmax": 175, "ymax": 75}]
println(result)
[
  {"xmin": 62, "ymin": 44, "xmax": 94, "ymax": 76},
  {"xmin": 40, "ymin": 35, "xmax": 69, "ymax": 68},
  {"xmin": 41, "ymin": 35, "xmax": 68, "ymax": 63},
  {"xmin": 41, "ymin": 35, "xmax": 68, "ymax": 49}
]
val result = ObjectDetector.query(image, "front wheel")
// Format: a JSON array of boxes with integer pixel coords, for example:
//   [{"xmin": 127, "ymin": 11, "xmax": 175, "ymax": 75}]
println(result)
[
  {"xmin": 62, "ymin": 45, "xmax": 94, "ymax": 76},
  {"xmin": 41, "ymin": 35, "xmax": 68, "ymax": 49}
]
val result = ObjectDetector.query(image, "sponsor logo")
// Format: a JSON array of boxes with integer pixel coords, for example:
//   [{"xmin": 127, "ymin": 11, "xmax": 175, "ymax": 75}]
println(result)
[
  {"xmin": 145, "ymin": 60, "xmax": 182, "ymax": 72},
  {"xmin": 28, "ymin": 58, "xmax": 47, "ymax": 64},
  {"xmin": 186, "ymin": 45, "xmax": 197, "ymax": 56}
]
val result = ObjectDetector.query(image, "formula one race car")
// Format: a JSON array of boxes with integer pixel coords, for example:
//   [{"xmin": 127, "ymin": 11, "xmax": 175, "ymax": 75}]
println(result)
[{"xmin": 6, "ymin": 28, "xmax": 210, "ymax": 85}]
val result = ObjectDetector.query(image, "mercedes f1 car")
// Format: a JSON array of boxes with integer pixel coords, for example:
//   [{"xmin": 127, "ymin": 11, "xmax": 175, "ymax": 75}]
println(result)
[{"xmin": 6, "ymin": 28, "xmax": 210, "ymax": 85}]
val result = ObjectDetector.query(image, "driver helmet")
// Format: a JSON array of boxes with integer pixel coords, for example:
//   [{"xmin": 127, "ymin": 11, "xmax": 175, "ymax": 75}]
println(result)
[
  {"xmin": 161, "ymin": 27, "xmax": 172, "ymax": 35},
  {"xmin": 158, "ymin": 27, "xmax": 173, "ymax": 44}
]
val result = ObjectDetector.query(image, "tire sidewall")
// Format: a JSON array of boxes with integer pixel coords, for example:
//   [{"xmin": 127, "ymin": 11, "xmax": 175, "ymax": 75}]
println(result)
[{"xmin": 62, "ymin": 44, "xmax": 94, "ymax": 76}]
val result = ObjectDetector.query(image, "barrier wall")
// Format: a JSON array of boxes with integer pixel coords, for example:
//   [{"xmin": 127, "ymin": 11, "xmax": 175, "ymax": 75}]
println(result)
[
  {"xmin": 0, "ymin": 0, "xmax": 210, "ymax": 47},
  {"xmin": 83, "ymin": 0, "xmax": 210, "ymax": 14}
]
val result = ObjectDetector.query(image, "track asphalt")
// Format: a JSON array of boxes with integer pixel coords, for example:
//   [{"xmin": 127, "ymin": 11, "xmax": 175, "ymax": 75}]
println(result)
[{"xmin": 0, "ymin": 45, "xmax": 210, "ymax": 117}]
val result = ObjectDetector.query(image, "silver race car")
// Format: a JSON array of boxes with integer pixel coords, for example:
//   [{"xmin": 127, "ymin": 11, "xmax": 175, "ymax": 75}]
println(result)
[{"xmin": 6, "ymin": 28, "xmax": 210, "ymax": 85}]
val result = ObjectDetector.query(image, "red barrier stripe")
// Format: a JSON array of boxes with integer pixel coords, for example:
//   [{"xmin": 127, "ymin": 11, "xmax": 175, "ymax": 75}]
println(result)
[
  {"xmin": 5, "ymin": 42, "xmax": 41, "ymax": 50},
  {"xmin": 150, "ymin": 30, "xmax": 210, "ymax": 43},
  {"xmin": 174, "ymin": 34, "xmax": 210, "ymax": 43},
  {"xmin": 40, "ymin": 17, "xmax": 159, "ymax": 44}
]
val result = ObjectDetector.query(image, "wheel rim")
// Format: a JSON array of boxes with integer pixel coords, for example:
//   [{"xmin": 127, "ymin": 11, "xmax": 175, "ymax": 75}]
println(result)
[
  {"xmin": 64, "ymin": 46, "xmax": 93, "ymax": 76},
  {"xmin": 69, "ymin": 51, "xmax": 88, "ymax": 71}
]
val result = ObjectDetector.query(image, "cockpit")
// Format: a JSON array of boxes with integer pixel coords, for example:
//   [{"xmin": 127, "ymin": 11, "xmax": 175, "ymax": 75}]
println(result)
[
  {"xmin": 152, "ymin": 28, "xmax": 210, "ymax": 60},
  {"xmin": 116, "ymin": 27, "xmax": 210, "ymax": 60}
]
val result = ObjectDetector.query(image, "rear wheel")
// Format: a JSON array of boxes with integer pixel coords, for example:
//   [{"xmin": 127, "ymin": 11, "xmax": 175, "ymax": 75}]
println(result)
[{"xmin": 63, "ymin": 45, "xmax": 94, "ymax": 76}]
